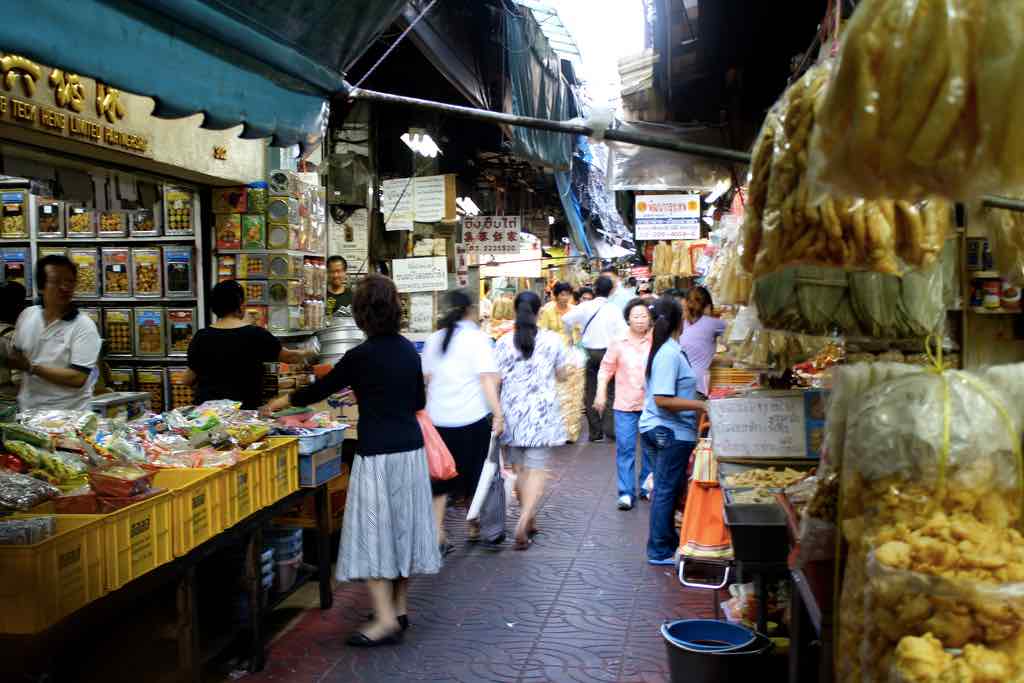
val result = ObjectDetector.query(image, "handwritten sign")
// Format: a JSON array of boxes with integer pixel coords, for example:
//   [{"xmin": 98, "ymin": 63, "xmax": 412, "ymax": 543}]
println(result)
[
  {"xmin": 463, "ymin": 216, "xmax": 522, "ymax": 254},
  {"xmin": 413, "ymin": 175, "xmax": 447, "ymax": 223},
  {"xmin": 381, "ymin": 178, "xmax": 414, "ymax": 230},
  {"xmin": 409, "ymin": 293, "xmax": 435, "ymax": 332},
  {"xmin": 392, "ymin": 256, "xmax": 447, "ymax": 293},
  {"xmin": 709, "ymin": 393, "xmax": 810, "ymax": 459}
]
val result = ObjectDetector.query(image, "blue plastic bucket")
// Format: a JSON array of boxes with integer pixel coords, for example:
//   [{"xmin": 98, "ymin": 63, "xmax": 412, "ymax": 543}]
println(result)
[
  {"xmin": 661, "ymin": 619, "xmax": 755, "ymax": 652},
  {"xmin": 661, "ymin": 621, "xmax": 773, "ymax": 683}
]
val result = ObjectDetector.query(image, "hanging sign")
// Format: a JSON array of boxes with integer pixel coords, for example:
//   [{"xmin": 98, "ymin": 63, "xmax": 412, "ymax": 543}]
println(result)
[
  {"xmin": 708, "ymin": 390, "xmax": 827, "ymax": 459},
  {"xmin": 462, "ymin": 215, "xmax": 522, "ymax": 254},
  {"xmin": 329, "ymin": 208, "xmax": 369, "ymax": 273},
  {"xmin": 634, "ymin": 194, "xmax": 700, "ymax": 240},
  {"xmin": 455, "ymin": 243, "xmax": 468, "ymax": 287},
  {"xmin": 392, "ymin": 256, "xmax": 448, "ymax": 293}
]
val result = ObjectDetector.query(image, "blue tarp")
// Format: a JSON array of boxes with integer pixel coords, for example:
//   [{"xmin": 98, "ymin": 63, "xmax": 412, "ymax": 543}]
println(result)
[
  {"xmin": 0, "ymin": 0, "xmax": 407, "ymax": 146},
  {"xmin": 504, "ymin": 6, "xmax": 575, "ymax": 170}
]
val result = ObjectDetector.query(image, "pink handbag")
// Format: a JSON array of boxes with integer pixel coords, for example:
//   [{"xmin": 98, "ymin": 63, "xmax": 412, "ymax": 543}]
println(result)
[{"xmin": 416, "ymin": 410, "xmax": 458, "ymax": 481}]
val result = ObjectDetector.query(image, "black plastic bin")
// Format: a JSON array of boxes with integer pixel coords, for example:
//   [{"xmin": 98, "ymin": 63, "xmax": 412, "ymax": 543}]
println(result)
[
  {"xmin": 723, "ymin": 503, "xmax": 789, "ymax": 563},
  {"xmin": 662, "ymin": 620, "xmax": 775, "ymax": 683}
]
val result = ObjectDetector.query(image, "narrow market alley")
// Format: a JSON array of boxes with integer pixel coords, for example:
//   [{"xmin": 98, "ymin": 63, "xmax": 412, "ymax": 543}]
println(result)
[{"xmin": 244, "ymin": 439, "xmax": 713, "ymax": 683}]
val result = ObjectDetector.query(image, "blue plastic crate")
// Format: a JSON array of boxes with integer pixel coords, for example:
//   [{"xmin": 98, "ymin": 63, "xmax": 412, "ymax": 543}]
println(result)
[{"xmin": 299, "ymin": 447, "xmax": 343, "ymax": 487}]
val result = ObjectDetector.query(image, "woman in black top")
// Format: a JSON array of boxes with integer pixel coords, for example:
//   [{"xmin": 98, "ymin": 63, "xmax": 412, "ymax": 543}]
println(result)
[
  {"xmin": 185, "ymin": 281, "xmax": 313, "ymax": 409},
  {"xmin": 264, "ymin": 275, "xmax": 440, "ymax": 647}
]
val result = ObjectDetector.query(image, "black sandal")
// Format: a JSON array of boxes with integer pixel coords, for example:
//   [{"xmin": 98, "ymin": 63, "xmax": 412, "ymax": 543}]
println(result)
[{"xmin": 346, "ymin": 629, "xmax": 402, "ymax": 647}]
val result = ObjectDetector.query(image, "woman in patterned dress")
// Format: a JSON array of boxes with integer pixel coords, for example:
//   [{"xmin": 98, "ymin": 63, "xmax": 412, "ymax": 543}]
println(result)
[{"xmin": 495, "ymin": 291, "xmax": 571, "ymax": 550}]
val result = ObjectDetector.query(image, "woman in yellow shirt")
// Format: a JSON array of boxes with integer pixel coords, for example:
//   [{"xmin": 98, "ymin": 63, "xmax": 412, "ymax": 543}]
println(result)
[{"xmin": 538, "ymin": 281, "xmax": 576, "ymax": 345}]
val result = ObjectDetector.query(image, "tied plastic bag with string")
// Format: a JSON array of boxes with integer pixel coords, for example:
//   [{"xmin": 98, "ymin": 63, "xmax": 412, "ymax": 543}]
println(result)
[
  {"xmin": 809, "ymin": 0, "xmax": 1024, "ymax": 202},
  {"xmin": 835, "ymin": 350, "xmax": 1024, "ymax": 683}
]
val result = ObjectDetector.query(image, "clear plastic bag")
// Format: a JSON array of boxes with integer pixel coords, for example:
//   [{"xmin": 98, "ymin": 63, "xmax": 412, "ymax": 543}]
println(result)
[
  {"xmin": 809, "ymin": 0, "xmax": 1024, "ymax": 202},
  {"xmin": 0, "ymin": 471, "xmax": 61, "ymax": 511},
  {"xmin": 733, "ymin": 327, "xmax": 843, "ymax": 373},
  {"xmin": 977, "ymin": 203, "xmax": 1024, "ymax": 286},
  {"xmin": 741, "ymin": 59, "xmax": 953, "ymax": 276}
]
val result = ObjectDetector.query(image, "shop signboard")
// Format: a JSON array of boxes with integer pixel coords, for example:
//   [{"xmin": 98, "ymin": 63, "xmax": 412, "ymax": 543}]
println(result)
[
  {"xmin": 708, "ymin": 390, "xmax": 827, "ymax": 459},
  {"xmin": 392, "ymin": 256, "xmax": 448, "ymax": 293},
  {"xmin": 463, "ymin": 215, "xmax": 522, "ymax": 254},
  {"xmin": 0, "ymin": 49, "xmax": 264, "ymax": 182},
  {"xmin": 634, "ymin": 194, "xmax": 700, "ymax": 240}
]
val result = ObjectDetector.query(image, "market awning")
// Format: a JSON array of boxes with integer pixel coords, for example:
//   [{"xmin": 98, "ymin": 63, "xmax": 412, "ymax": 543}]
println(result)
[{"xmin": 0, "ymin": 0, "xmax": 408, "ymax": 147}]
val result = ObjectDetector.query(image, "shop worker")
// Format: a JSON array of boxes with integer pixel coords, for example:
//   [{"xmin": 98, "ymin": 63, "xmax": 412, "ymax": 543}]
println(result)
[
  {"xmin": 562, "ymin": 275, "xmax": 627, "ymax": 442},
  {"xmin": 326, "ymin": 255, "xmax": 354, "ymax": 317},
  {"xmin": 9, "ymin": 254, "xmax": 101, "ymax": 411},
  {"xmin": 185, "ymin": 280, "xmax": 315, "ymax": 409}
]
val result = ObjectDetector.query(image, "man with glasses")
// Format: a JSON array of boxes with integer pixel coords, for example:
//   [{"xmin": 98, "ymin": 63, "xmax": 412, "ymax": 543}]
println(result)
[{"xmin": 8, "ymin": 254, "xmax": 101, "ymax": 411}]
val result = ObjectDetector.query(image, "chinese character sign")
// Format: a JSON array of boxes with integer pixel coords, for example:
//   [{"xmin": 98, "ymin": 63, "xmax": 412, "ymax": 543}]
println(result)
[
  {"xmin": 463, "ymin": 216, "xmax": 522, "ymax": 254},
  {"xmin": 634, "ymin": 194, "xmax": 701, "ymax": 240}
]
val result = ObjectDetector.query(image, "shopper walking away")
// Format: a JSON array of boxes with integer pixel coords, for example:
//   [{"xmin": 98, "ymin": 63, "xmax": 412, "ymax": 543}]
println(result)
[
  {"xmin": 263, "ymin": 275, "xmax": 440, "ymax": 646},
  {"xmin": 594, "ymin": 298, "xmax": 655, "ymax": 511},
  {"xmin": 423, "ymin": 290, "xmax": 504, "ymax": 548},
  {"xmin": 538, "ymin": 281, "xmax": 576, "ymax": 345},
  {"xmin": 186, "ymin": 280, "xmax": 315, "ymax": 409},
  {"xmin": 680, "ymin": 286, "xmax": 727, "ymax": 399},
  {"xmin": 640, "ymin": 295, "xmax": 706, "ymax": 565},
  {"xmin": 495, "ymin": 291, "xmax": 570, "ymax": 550},
  {"xmin": 9, "ymin": 255, "xmax": 101, "ymax": 411},
  {"xmin": 562, "ymin": 275, "xmax": 627, "ymax": 442}
]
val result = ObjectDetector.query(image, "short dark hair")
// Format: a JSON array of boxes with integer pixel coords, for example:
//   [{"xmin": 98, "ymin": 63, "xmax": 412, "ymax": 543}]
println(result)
[
  {"xmin": 553, "ymin": 281, "xmax": 573, "ymax": 296},
  {"xmin": 210, "ymin": 280, "xmax": 245, "ymax": 318},
  {"xmin": 574, "ymin": 286, "xmax": 593, "ymax": 303},
  {"xmin": 623, "ymin": 297, "xmax": 652, "ymax": 323},
  {"xmin": 0, "ymin": 281, "xmax": 25, "ymax": 323},
  {"xmin": 352, "ymin": 274, "xmax": 401, "ymax": 336},
  {"xmin": 327, "ymin": 255, "xmax": 348, "ymax": 271},
  {"xmin": 600, "ymin": 266, "xmax": 616, "ymax": 276},
  {"xmin": 35, "ymin": 254, "xmax": 76, "ymax": 292},
  {"xmin": 626, "ymin": 276, "xmax": 637, "ymax": 288},
  {"xmin": 594, "ymin": 275, "xmax": 614, "ymax": 298}
]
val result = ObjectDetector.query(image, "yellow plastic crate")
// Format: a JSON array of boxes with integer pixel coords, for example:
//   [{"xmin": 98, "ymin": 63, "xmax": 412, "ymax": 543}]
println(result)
[
  {"xmin": 0, "ymin": 515, "xmax": 106, "ymax": 634},
  {"xmin": 258, "ymin": 437, "xmax": 299, "ymax": 506},
  {"xmin": 153, "ymin": 469, "xmax": 226, "ymax": 557},
  {"xmin": 103, "ymin": 490, "xmax": 174, "ymax": 592},
  {"xmin": 223, "ymin": 452, "xmax": 261, "ymax": 527}
]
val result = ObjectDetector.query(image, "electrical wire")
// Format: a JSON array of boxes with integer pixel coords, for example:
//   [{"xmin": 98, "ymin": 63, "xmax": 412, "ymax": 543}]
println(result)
[{"xmin": 351, "ymin": 0, "xmax": 440, "ymax": 89}]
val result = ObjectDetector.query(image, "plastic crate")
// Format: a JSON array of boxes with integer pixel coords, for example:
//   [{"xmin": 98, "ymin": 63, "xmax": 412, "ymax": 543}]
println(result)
[
  {"xmin": 102, "ymin": 490, "xmax": 174, "ymax": 592},
  {"xmin": 299, "ymin": 446, "xmax": 342, "ymax": 487},
  {"xmin": 258, "ymin": 436, "xmax": 299, "ymax": 506},
  {"xmin": 0, "ymin": 515, "xmax": 106, "ymax": 634},
  {"xmin": 153, "ymin": 469, "xmax": 226, "ymax": 557},
  {"xmin": 224, "ymin": 453, "xmax": 262, "ymax": 526}
]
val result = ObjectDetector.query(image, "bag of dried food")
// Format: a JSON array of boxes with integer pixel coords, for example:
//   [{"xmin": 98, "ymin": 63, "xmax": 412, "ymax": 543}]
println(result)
[
  {"xmin": 836, "ymin": 362, "xmax": 1024, "ymax": 683},
  {"xmin": 741, "ymin": 60, "xmax": 952, "ymax": 277},
  {"xmin": 810, "ymin": 0, "xmax": 1024, "ymax": 202},
  {"xmin": 977, "ymin": 203, "xmax": 1024, "ymax": 287}
]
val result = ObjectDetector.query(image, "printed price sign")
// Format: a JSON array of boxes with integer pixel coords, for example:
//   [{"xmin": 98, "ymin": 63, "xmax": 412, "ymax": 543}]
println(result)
[{"xmin": 463, "ymin": 216, "xmax": 522, "ymax": 254}]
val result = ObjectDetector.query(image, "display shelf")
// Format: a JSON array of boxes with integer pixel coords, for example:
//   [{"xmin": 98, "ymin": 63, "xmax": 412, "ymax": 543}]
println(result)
[
  {"xmin": 105, "ymin": 355, "xmax": 186, "ymax": 362},
  {"xmin": 969, "ymin": 307, "xmax": 1021, "ymax": 315},
  {"xmin": 86, "ymin": 296, "xmax": 198, "ymax": 303},
  {"xmin": 0, "ymin": 238, "xmax": 30, "ymax": 243},
  {"xmin": 216, "ymin": 249, "xmax": 323, "ymax": 258},
  {"xmin": 968, "ymin": 270, "xmax": 1000, "ymax": 279},
  {"xmin": 37, "ymin": 236, "xmax": 196, "ymax": 244}
]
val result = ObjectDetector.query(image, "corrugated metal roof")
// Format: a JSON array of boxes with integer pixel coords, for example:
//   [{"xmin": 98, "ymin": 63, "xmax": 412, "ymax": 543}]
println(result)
[{"xmin": 512, "ymin": 0, "xmax": 582, "ymax": 62}]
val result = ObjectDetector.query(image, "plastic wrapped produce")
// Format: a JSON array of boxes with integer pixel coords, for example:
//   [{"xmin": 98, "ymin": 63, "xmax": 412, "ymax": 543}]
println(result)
[
  {"xmin": 0, "ymin": 471, "xmax": 61, "ymax": 510},
  {"xmin": 0, "ymin": 516, "xmax": 55, "ymax": 545},
  {"xmin": 733, "ymin": 327, "xmax": 842, "ymax": 373},
  {"xmin": 836, "ymin": 362, "xmax": 1024, "ymax": 683},
  {"xmin": 978, "ymin": 203, "xmax": 1024, "ymax": 286},
  {"xmin": 740, "ymin": 60, "xmax": 952, "ymax": 276},
  {"xmin": 810, "ymin": 0, "xmax": 1024, "ymax": 202}
]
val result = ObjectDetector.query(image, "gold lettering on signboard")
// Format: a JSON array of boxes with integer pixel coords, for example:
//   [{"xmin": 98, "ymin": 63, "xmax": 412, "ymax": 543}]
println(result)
[
  {"xmin": 0, "ymin": 54, "xmax": 40, "ymax": 97},
  {"xmin": 95, "ymin": 83, "xmax": 125, "ymax": 122},
  {"xmin": 50, "ymin": 69, "xmax": 84, "ymax": 112},
  {"xmin": 213, "ymin": 145, "xmax": 227, "ymax": 160}
]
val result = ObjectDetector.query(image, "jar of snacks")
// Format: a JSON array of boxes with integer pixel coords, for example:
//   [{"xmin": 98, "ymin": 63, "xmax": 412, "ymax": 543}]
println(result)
[{"xmin": 131, "ymin": 248, "xmax": 162, "ymax": 297}]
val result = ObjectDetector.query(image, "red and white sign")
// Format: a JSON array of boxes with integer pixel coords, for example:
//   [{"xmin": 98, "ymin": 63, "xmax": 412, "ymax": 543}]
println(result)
[{"xmin": 463, "ymin": 216, "xmax": 522, "ymax": 254}]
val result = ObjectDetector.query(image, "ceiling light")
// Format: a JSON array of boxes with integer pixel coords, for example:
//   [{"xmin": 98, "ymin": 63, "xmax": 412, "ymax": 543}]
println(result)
[
  {"xmin": 705, "ymin": 178, "xmax": 731, "ymax": 205},
  {"xmin": 456, "ymin": 197, "xmax": 481, "ymax": 216},
  {"xmin": 547, "ymin": 215, "xmax": 555, "ymax": 225},
  {"xmin": 401, "ymin": 131, "xmax": 442, "ymax": 158}
]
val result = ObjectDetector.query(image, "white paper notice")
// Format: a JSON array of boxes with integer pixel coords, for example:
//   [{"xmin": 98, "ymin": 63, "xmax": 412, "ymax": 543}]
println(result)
[
  {"xmin": 392, "ymin": 256, "xmax": 448, "ymax": 293},
  {"xmin": 329, "ymin": 208, "xmax": 370, "ymax": 273},
  {"xmin": 413, "ymin": 175, "xmax": 447, "ymax": 223},
  {"xmin": 382, "ymin": 178, "xmax": 414, "ymax": 230},
  {"xmin": 708, "ymin": 394, "xmax": 807, "ymax": 459},
  {"xmin": 409, "ymin": 293, "xmax": 435, "ymax": 332}
]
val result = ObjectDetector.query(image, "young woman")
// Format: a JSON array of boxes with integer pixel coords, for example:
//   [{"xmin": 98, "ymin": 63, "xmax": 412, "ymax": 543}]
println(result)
[
  {"xmin": 186, "ymin": 280, "xmax": 314, "ymax": 408},
  {"xmin": 639, "ymin": 295, "xmax": 706, "ymax": 565},
  {"xmin": 594, "ymin": 298, "xmax": 655, "ymax": 510},
  {"xmin": 264, "ymin": 275, "xmax": 440, "ymax": 646},
  {"xmin": 423, "ymin": 290, "xmax": 504, "ymax": 548},
  {"xmin": 494, "ymin": 291, "xmax": 570, "ymax": 550},
  {"xmin": 680, "ymin": 286, "xmax": 727, "ymax": 399}
]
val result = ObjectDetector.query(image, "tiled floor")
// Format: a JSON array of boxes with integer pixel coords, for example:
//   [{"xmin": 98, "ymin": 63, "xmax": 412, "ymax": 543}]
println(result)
[{"xmin": 245, "ymin": 440, "xmax": 714, "ymax": 683}]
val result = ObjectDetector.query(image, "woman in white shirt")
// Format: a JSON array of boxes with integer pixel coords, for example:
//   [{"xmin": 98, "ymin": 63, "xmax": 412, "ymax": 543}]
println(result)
[{"xmin": 423, "ymin": 290, "xmax": 504, "ymax": 550}]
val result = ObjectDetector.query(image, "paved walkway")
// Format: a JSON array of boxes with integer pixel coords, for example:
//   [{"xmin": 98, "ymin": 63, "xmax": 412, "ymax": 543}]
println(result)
[{"xmin": 247, "ymin": 440, "xmax": 714, "ymax": 683}]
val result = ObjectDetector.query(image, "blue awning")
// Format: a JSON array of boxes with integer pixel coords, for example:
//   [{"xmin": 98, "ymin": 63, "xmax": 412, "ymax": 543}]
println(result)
[{"xmin": 0, "ymin": 0, "xmax": 408, "ymax": 147}]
